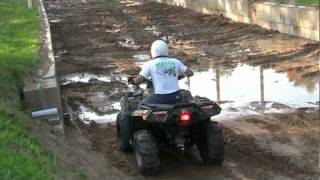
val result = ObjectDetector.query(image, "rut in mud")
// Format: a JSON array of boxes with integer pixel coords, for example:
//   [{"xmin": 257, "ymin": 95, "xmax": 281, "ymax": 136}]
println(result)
[{"xmin": 44, "ymin": 0, "xmax": 319, "ymax": 179}]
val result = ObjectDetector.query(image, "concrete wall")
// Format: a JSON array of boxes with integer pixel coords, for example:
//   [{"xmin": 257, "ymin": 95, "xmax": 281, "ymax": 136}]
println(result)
[
  {"xmin": 23, "ymin": 0, "xmax": 62, "ymax": 125},
  {"xmin": 156, "ymin": 0, "xmax": 319, "ymax": 41}
]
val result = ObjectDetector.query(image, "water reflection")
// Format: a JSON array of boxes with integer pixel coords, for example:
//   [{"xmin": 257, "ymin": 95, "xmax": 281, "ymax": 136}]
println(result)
[{"xmin": 179, "ymin": 64, "xmax": 319, "ymax": 107}]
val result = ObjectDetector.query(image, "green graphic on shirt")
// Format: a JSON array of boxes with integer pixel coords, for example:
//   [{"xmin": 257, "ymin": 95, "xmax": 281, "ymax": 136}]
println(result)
[{"xmin": 155, "ymin": 61, "xmax": 176, "ymax": 76}]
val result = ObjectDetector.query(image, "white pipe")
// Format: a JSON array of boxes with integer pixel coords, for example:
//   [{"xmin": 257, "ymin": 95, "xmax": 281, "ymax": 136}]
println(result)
[{"xmin": 32, "ymin": 108, "xmax": 58, "ymax": 118}]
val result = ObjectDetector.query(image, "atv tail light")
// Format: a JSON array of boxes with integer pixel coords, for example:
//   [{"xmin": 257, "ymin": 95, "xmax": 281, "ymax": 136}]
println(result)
[{"xmin": 179, "ymin": 110, "xmax": 192, "ymax": 125}]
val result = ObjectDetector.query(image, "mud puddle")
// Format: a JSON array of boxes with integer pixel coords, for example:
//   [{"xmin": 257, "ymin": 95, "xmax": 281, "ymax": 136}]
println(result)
[
  {"xmin": 180, "ymin": 64, "xmax": 319, "ymax": 112},
  {"xmin": 133, "ymin": 53, "xmax": 150, "ymax": 61},
  {"xmin": 61, "ymin": 72, "xmax": 127, "ymax": 85},
  {"xmin": 78, "ymin": 102, "xmax": 120, "ymax": 124},
  {"xmin": 60, "ymin": 73, "xmax": 126, "ymax": 124},
  {"xmin": 118, "ymin": 38, "xmax": 141, "ymax": 50}
]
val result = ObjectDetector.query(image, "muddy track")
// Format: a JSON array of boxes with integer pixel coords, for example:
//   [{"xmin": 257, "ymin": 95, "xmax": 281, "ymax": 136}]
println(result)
[
  {"xmin": 44, "ymin": 0, "xmax": 319, "ymax": 179},
  {"xmin": 47, "ymin": 0, "xmax": 318, "ymax": 75},
  {"xmin": 64, "ymin": 108, "xmax": 319, "ymax": 179}
]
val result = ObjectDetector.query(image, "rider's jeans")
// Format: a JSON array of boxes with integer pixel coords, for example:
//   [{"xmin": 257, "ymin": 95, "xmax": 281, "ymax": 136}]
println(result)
[{"xmin": 140, "ymin": 91, "xmax": 181, "ymax": 105}]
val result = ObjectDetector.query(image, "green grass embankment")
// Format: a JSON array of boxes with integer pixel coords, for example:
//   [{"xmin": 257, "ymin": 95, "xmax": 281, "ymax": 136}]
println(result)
[
  {"xmin": 277, "ymin": 0, "xmax": 319, "ymax": 6},
  {"xmin": 0, "ymin": 1, "xmax": 55, "ymax": 179},
  {"xmin": 0, "ymin": 1, "xmax": 83, "ymax": 179}
]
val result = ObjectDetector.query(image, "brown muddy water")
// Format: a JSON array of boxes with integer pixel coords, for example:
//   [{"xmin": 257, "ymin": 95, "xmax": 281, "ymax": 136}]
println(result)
[{"xmin": 61, "ymin": 62, "xmax": 319, "ymax": 124}]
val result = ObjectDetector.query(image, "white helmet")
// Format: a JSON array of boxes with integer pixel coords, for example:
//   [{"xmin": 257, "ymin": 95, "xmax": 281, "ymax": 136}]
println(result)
[{"xmin": 151, "ymin": 40, "xmax": 168, "ymax": 58}]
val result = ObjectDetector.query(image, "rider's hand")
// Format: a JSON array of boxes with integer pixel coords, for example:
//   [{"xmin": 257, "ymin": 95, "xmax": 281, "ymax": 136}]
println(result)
[
  {"xmin": 178, "ymin": 74, "xmax": 185, "ymax": 80},
  {"xmin": 128, "ymin": 76, "xmax": 135, "ymax": 84},
  {"xmin": 185, "ymin": 68, "xmax": 194, "ymax": 77}
]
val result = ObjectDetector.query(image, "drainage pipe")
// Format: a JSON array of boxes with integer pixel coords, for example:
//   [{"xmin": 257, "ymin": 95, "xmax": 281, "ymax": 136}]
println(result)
[{"xmin": 32, "ymin": 108, "xmax": 58, "ymax": 118}]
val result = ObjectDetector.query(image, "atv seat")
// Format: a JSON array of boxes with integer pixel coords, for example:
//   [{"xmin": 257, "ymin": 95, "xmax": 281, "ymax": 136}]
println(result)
[{"xmin": 138, "ymin": 103, "xmax": 174, "ymax": 111}]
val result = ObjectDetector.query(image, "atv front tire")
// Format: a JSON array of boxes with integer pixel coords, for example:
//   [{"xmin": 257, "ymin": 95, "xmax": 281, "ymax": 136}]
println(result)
[
  {"xmin": 116, "ymin": 113, "xmax": 132, "ymax": 152},
  {"xmin": 133, "ymin": 130, "xmax": 160, "ymax": 175},
  {"xmin": 197, "ymin": 122, "xmax": 224, "ymax": 165}
]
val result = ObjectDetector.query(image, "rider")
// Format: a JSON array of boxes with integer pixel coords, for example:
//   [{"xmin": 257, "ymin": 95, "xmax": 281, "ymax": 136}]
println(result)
[{"xmin": 129, "ymin": 40, "xmax": 193, "ymax": 104}]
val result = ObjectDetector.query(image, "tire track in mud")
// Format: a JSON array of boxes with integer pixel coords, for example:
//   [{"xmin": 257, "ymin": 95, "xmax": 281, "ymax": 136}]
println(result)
[
  {"xmin": 247, "ymin": 43, "xmax": 319, "ymax": 66},
  {"xmin": 224, "ymin": 129, "xmax": 317, "ymax": 179},
  {"xmin": 44, "ymin": 0, "xmax": 319, "ymax": 179},
  {"xmin": 222, "ymin": 109, "xmax": 320, "ymax": 180}
]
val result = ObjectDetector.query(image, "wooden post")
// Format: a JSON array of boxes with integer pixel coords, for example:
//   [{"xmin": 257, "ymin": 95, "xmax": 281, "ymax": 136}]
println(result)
[
  {"xmin": 318, "ymin": 57, "xmax": 320, "ymax": 107},
  {"xmin": 260, "ymin": 66, "xmax": 265, "ymax": 102},
  {"xmin": 216, "ymin": 69, "xmax": 221, "ymax": 103}
]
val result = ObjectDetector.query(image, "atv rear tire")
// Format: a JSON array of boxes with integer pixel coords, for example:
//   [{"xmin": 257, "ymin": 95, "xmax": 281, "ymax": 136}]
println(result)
[
  {"xmin": 116, "ymin": 113, "xmax": 132, "ymax": 152},
  {"xmin": 133, "ymin": 130, "xmax": 160, "ymax": 175},
  {"xmin": 197, "ymin": 122, "xmax": 224, "ymax": 165}
]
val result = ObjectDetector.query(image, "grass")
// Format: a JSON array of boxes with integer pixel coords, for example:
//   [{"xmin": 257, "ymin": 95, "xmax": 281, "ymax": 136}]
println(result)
[
  {"xmin": 0, "ymin": 113, "xmax": 54, "ymax": 180},
  {"xmin": 0, "ymin": 0, "xmax": 54, "ymax": 179},
  {"xmin": 0, "ymin": 0, "xmax": 39, "ymax": 106},
  {"xmin": 0, "ymin": 1, "xmax": 86, "ymax": 179},
  {"xmin": 297, "ymin": 0, "xmax": 320, "ymax": 6},
  {"xmin": 276, "ymin": 0, "xmax": 319, "ymax": 6}
]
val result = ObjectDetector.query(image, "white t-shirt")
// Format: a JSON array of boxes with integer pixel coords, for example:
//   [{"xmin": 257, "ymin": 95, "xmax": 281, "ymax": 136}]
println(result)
[{"xmin": 139, "ymin": 57, "xmax": 188, "ymax": 94}]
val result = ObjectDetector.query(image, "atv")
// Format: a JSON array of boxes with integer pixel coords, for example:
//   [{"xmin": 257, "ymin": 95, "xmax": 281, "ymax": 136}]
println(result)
[{"xmin": 116, "ymin": 77, "xmax": 224, "ymax": 175}]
